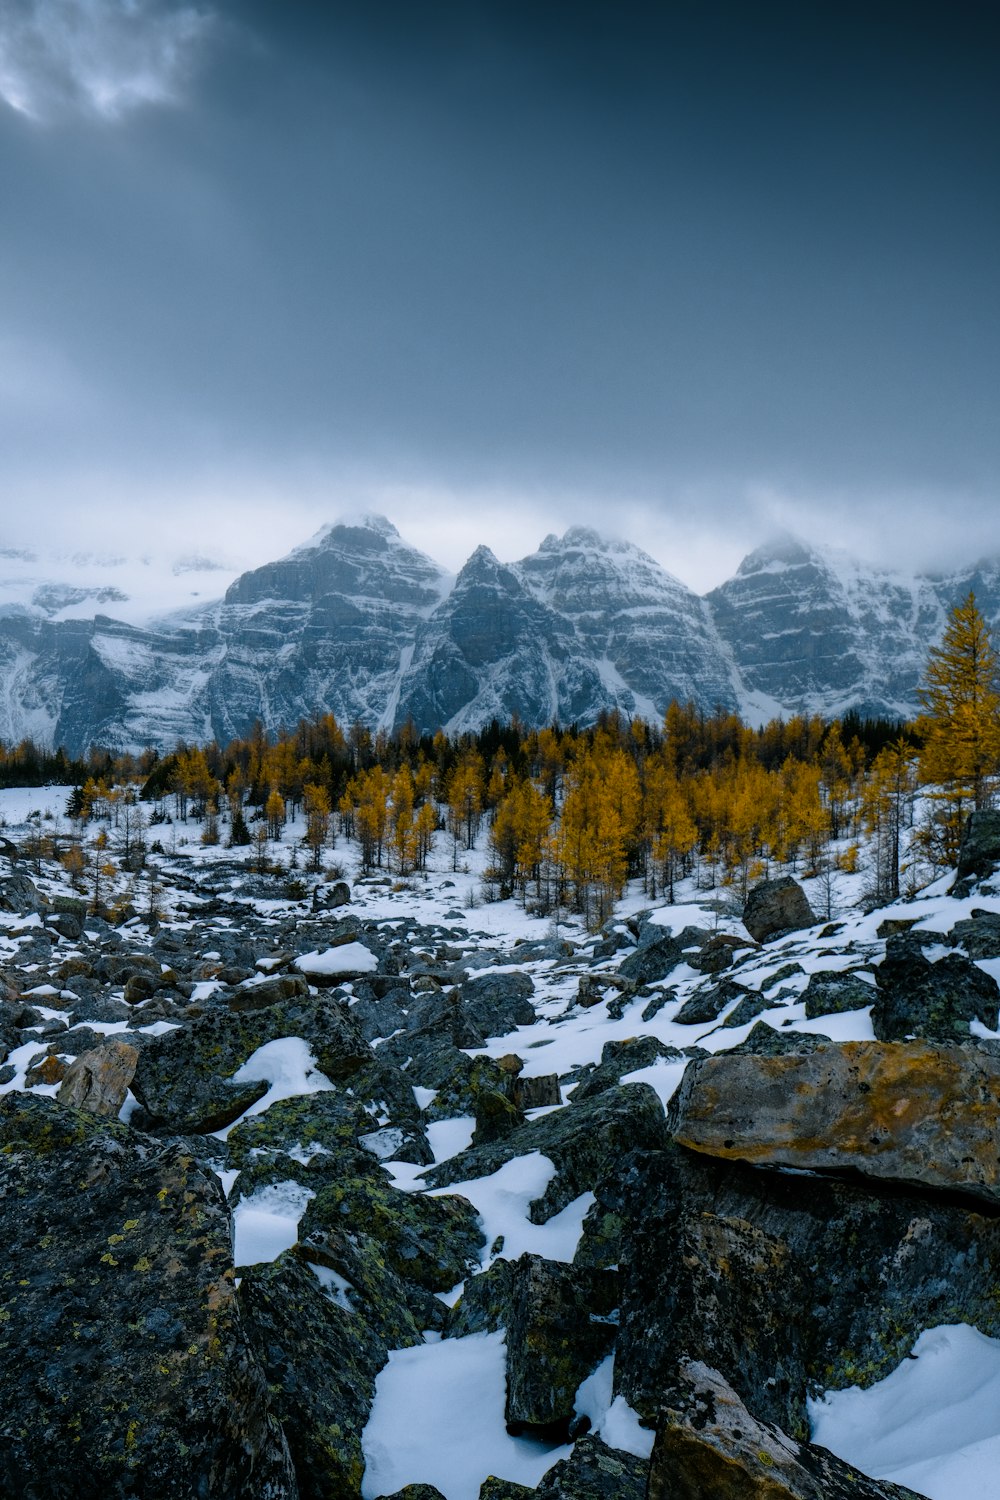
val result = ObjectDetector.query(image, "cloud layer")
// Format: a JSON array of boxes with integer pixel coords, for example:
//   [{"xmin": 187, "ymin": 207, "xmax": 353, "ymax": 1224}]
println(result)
[{"xmin": 0, "ymin": 0, "xmax": 213, "ymax": 119}]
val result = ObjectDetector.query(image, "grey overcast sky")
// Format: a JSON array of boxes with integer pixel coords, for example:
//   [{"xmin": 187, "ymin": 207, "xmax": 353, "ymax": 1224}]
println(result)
[{"xmin": 0, "ymin": 0, "xmax": 997, "ymax": 590}]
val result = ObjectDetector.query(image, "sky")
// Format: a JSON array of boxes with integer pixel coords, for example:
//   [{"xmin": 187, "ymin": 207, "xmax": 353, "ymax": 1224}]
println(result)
[{"xmin": 0, "ymin": 0, "xmax": 997, "ymax": 592}]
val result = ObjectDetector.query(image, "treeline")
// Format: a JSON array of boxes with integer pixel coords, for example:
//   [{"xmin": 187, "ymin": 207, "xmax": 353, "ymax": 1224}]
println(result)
[
  {"xmin": 0, "ymin": 739, "xmax": 114, "ymax": 790},
  {"xmin": 68, "ymin": 703, "xmax": 919, "ymax": 928}
]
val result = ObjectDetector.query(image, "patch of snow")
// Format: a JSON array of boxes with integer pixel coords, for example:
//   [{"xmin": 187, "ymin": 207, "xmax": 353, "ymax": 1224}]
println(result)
[
  {"xmin": 809, "ymin": 1324, "xmax": 1000, "ymax": 1499},
  {"xmin": 295, "ymin": 942, "xmax": 378, "ymax": 977},
  {"xmin": 430, "ymin": 1153, "xmax": 594, "ymax": 1265},
  {"xmin": 212, "ymin": 1036, "xmax": 334, "ymax": 1140},
  {"xmin": 574, "ymin": 1355, "xmax": 655, "ymax": 1459},
  {"xmin": 232, "ymin": 1180, "xmax": 315, "ymax": 1267},
  {"xmin": 361, "ymin": 1330, "xmax": 571, "ymax": 1500},
  {"xmin": 427, "ymin": 1116, "xmax": 475, "ymax": 1164}
]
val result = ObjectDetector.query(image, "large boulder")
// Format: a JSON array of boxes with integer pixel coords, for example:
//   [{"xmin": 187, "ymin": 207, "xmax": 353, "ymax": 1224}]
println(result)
[
  {"xmin": 873, "ymin": 934, "xmax": 999, "ymax": 1039},
  {"xmin": 742, "ymin": 877, "xmax": 815, "ymax": 943},
  {"xmin": 615, "ymin": 1142, "xmax": 1000, "ymax": 1439},
  {"xmin": 648, "ymin": 1361, "xmax": 924, "ymax": 1499},
  {"xmin": 669, "ymin": 1039, "xmax": 1000, "ymax": 1205},
  {"xmin": 502, "ymin": 1254, "xmax": 617, "ymax": 1436},
  {"xmin": 0, "ymin": 1094, "xmax": 295, "ymax": 1499}
]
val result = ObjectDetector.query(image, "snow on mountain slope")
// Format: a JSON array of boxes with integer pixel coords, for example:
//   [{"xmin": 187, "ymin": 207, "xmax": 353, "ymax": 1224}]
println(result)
[
  {"xmin": 708, "ymin": 533, "xmax": 989, "ymax": 722},
  {"xmin": 1, "ymin": 516, "xmax": 999, "ymax": 752}
]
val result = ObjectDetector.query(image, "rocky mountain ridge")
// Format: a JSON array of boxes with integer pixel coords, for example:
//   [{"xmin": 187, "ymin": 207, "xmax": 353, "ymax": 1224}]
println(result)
[{"xmin": 2, "ymin": 515, "xmax": 999, "ymax": 754}]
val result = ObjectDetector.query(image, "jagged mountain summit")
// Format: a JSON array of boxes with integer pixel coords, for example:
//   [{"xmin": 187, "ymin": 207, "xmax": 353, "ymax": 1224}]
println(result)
[{"xmin": 0, "ymin": 515, "xmax": 997, "ymax": 753}]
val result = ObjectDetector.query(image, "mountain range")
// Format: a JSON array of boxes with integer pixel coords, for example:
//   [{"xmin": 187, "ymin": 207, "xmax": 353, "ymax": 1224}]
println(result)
[{"xmin": 1, "ymin": 514, "xmax": 998, "ymax": 755}]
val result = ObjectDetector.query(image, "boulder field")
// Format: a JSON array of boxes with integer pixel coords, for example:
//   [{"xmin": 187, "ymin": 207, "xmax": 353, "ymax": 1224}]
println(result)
[{"xmin": 3, "ymin": 839, "xmax": 1000, "ymax": 1497}]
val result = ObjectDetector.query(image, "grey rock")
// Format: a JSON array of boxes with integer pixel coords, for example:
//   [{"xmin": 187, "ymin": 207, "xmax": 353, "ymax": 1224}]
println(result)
[
  {"xmin": 673, "ymin": 977, "xmax": 747, "ymax": 1025},
  {"xmin": 460, "ymin": 969, "xmax": 536, "ymax": 1036},
  {"xmin": 616, "ymin": 1141, "xmax": 1000, "ymax": 1440},
  {"xmin": 240, "ymin": 1249, "xmax": 387, "ymax": 1498},
  {"xmin": 426, "ymin": 1083, "xmax": 669, "ymax": 1223},
  {"xmin": 504, "ymin": 1255, "xmax": 618, "ymax": 1436},
  {"xmin": 873, "ymin": 934, "xmax": 1000, "ymax": 1040},
  {"xmin": 55, "ymin": 1039, "xmax": 138, "ymax": 1116},
  {"xmin": 534, "ymin": 1433, "xmax": 648, "ymax": 1500},
  {"xmin": 801, "ymin": 969, "xmax": 875, "ymax": 1018},
  {"xmin": 742, "ymin": 877, "xmax": 815, "ymax": 943}
]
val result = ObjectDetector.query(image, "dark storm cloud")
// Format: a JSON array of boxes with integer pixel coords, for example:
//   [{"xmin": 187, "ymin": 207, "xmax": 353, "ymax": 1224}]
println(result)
[{"xmin": 0, "ymin": 0, "xmax": 997, "ymax": 583}]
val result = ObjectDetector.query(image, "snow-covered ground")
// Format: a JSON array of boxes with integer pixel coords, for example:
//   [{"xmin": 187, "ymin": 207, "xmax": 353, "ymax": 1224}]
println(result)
[{"xmin": 3, "ymin": 783, "xmax": 1000, "ymax": 1499}]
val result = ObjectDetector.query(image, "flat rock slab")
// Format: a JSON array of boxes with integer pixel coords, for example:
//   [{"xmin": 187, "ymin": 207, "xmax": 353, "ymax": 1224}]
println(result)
[{"xmin": 669, "ymin": 1040, "xmax": 1000, "ymax": 1204}]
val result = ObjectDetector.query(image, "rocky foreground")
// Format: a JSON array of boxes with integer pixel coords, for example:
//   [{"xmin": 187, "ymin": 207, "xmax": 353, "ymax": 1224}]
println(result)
[{"xmin": 4, "ymin": 813, "xmax": 1000, "ymax": 1497}]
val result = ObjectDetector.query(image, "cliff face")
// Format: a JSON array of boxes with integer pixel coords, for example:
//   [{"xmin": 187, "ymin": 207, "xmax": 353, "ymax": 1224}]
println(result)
[{"xmin": 0, "ymin": 515, "xmax": 997, "ymax": 753}]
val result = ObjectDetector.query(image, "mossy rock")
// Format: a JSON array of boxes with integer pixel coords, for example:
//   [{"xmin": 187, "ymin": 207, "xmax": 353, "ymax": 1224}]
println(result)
[
  {"xmin": 535, "ymin": 1434, "xmax": 648, "ymax": 1499},
  {"xmin": 130, "ymin": 995, "xmax": 374, "ymax": 1132},
  {"xmin": 226, "ymin": 1092, "xmax": 377, "ymax": 1170},
  {"xmin": 240, "ymin": 1249, "xmax": 388, "ymax": 1499},
  {"xmin": 0, "ymin": 1095, "xmax": 295, "ymax": 1498},
  {"xmin": 300, "ymin": 1175, "xmax": 484, "ymax": 1292}
]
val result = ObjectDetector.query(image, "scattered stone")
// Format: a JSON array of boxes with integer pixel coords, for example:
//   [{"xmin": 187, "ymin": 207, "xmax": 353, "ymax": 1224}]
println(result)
[
  {"xmin": 571, "ymin": 1036, "xmax": 682, "ymax": 1100},
  {"xmin": 426, "ymin": 1083, "xmax": 669, "ymax": 1223},
  {"xmin": 515, "ymin": 1073, "xmax": 561, "ymax": 1110},
  {"xmin": 479, "ymin": 1480, "xmax": 535, "ymax": 1500},
  {"xmin": 131, "ymin": 994, "xmax": 373, "ymax": 1132},
  {"xmin": 717, "ymin": 1022, "xmax": 829, "ymax": 1057},
  {"xmin": 673, "ymin": 977, "xmax": 747, "ymax": 1026},
  {"xmin": 687, "ymin": 932, "xmax": 756, "ymax": 975},
  {"xmin": 618, "ymin": 930, "xmax": 683, "ymax": 985},
  {"xmin": 0, "ymin": 871, "xmax": 46, "ymax": 914},
  {"xmin": 24, "ymin": 1052, "xmax": 68, "ymax": 1086},
  {"xmin": 300, "ymin": 1174, "xmax": 484, "ymax": 1294},
  {"xmin": 742, "ymin": 876, "xmax": 815, "ymax": 943},
  {"xmin": 229, "ymin": 972, "xmax": 311, "ymax": 1009},
  {"xmin": 460, "ymin": 970, "xmax": 536, "ymax": 1036}
]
